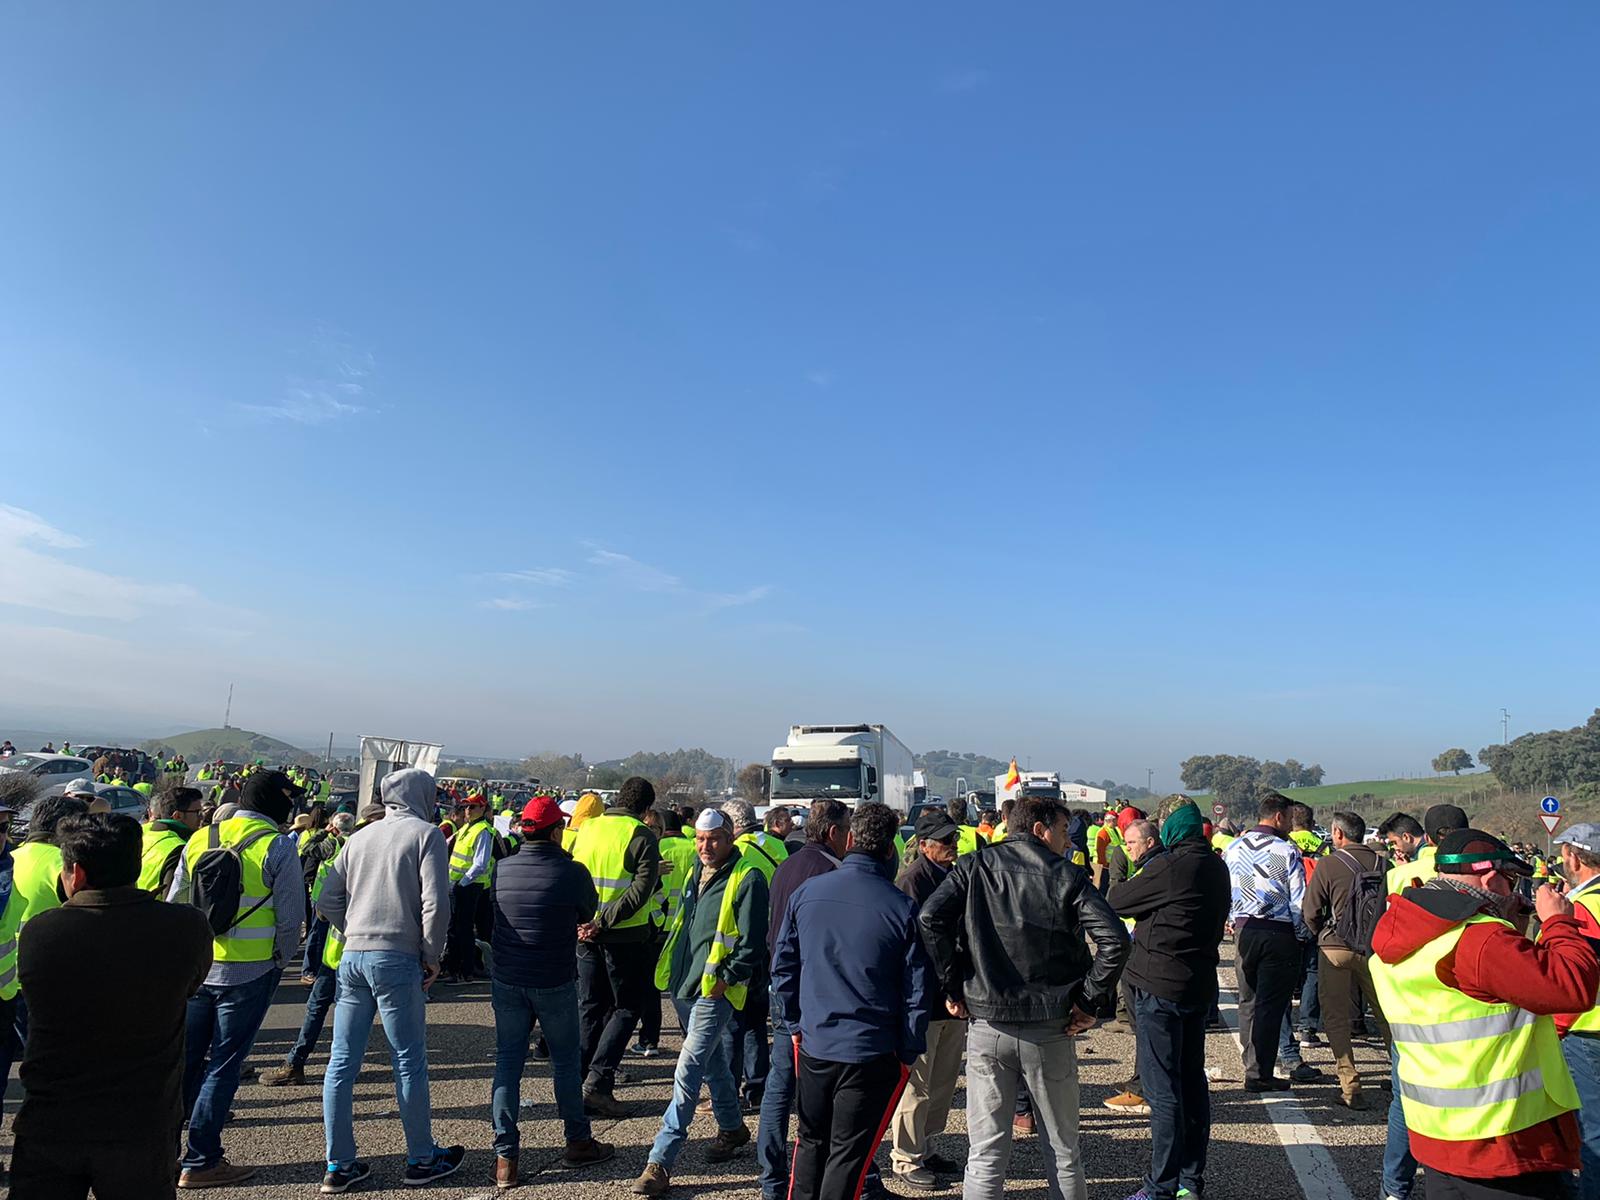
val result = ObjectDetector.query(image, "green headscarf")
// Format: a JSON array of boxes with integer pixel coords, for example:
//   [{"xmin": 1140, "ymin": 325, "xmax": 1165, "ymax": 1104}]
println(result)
[{"xmin": 1160, "ymin": 799, "xmax": 1206, "ymax": 846}]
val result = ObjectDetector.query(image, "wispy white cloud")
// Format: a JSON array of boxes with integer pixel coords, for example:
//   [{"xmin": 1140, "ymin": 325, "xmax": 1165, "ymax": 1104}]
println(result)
[
  {"xmin": 0, "ymin": 504, "xmax": 202, "ymax": 620},
  {"xmin": 805, "ymin": 369, "xmax": 836, "ymax": 389},
  {"xmin": 940, "ymin": 68, "xmax": 989, "ymax": 94},
  {"xmin": 585, "ymin": 544, "xmax": 772, "ymax": 614},
  {"xmin": 238, "ymin": 329, "xmax": 377, "ymax": 425},
  {"xmin": 494, "ymin": 568, "xmax": 575, "ymax": 588},
  {"xmin": 480, "ymin": 597, "xmax": 543, "ymax": 612}
]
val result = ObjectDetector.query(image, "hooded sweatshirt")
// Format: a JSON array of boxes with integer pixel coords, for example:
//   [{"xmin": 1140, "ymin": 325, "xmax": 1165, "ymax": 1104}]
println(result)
[
  {"xmin": 1370, "ymin": 882, "xmax": 1598, "ymax": 1179},
  {"xmin": 316, "ymin": 768, "xmax": 451, "ymax": 964}
]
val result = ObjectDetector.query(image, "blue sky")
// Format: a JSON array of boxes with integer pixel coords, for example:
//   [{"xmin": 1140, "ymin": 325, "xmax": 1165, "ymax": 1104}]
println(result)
[{"xmin": 3, "ymin": 4, "xmax": 1598, "ymax": 786}]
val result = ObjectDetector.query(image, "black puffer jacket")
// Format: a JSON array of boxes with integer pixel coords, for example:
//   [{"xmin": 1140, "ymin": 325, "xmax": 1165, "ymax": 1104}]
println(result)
[{"xmin": 918, "ymin": 837, "xmax": 1130, "ymax": 1021}]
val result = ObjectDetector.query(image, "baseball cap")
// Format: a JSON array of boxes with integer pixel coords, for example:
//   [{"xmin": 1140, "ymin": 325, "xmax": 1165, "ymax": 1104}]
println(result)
[
  {"xmin": 1434, "ymin": 828, "xmax": 1534, "ymax": 877},
  {"xmin": 520, "ymin": 795, "xmax": 565, "ymax": 833},
  {"xmin": 1554, "ymin": 823, "xmax": 1600, "ymax": 856},
  {"xmin": 63, "ymin": 779, "xmax": 97, "ymax": 798},
  {"xmin": 1424, "ymin": 804, "xmax": 1470, "ymax": 842},
  {"xmin": 915, "ymin": 809, "xmax": 960, "ymax": 842}
]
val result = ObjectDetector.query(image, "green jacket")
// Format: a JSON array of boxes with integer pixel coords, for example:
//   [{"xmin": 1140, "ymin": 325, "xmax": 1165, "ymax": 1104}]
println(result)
[{"xmin": 665, "ymin": 853, "xmax": 768, "ymax": 1003}]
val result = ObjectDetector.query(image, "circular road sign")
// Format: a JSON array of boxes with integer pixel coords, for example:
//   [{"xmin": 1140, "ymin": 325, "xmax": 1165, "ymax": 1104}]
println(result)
[
  {"xmin": 1212, "ymin": 803, "xmax": 1226, "ymax": 818},
  {"xmin": 1542, "ymin": 795, "xmax": 1561, "ymax": 815}
]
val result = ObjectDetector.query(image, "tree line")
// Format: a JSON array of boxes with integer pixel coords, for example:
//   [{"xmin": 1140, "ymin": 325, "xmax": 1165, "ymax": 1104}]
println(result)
[
  {"xmin": 1179, "ymin": 754, "xmax": 1325, "ymax": 807},
  {"xmin": 1479, "ymin": 708, "xmax": 1600, "ymax": 794}
]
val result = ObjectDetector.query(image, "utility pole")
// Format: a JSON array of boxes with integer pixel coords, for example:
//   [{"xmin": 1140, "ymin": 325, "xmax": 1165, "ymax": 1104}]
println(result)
[
  {"xmin": 223, "ymin": 683, "xmax": 234, "ymax": 730},
  {"xmin": 326, "ymin": 733, "xmax": 334, "ymax": 769},
  {"xmin": 1146, "ymin": 768, "xmax": 1153, "ymax": 794},
  {"xmin": 1501, "ymin": 708, "xmax": 1510, "ymax": 745}
]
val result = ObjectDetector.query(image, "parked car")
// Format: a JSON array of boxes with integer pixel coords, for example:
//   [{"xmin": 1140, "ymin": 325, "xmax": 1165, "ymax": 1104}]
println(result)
[
  {"xmin": 0, "ymin": 753, "xmax": 94, "ymax": 798},
  {"xmin": 94, "ymin": 783, "xmax": 151, "ymax": 823}
]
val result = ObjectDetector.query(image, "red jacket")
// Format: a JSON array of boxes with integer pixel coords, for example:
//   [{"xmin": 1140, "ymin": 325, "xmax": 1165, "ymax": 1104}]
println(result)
[{"xmin": 1370, "ymin": 885, "xmax": 1598, "ymax": 1179}]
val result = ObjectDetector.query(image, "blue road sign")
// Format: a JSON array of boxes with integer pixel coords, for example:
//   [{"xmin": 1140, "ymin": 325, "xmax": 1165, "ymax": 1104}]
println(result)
[{"xmin": 1542, "ymin": 795, "xmax": 1561, "ymax": 815}]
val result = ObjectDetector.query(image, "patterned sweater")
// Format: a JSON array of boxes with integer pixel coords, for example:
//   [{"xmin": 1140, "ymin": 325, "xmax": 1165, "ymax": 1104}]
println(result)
[{"xmin": 1222, "ymin": 825, "xmax": 1309, "ymax": 939}]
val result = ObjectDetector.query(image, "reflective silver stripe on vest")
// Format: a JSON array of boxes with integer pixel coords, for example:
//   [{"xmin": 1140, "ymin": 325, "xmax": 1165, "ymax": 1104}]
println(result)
[
  {"xmin": 1400, "ymin": 1068, "xmax": 1546, "ymax": 1109},
  {"xmin": 0, "ymin": 938, "xmax": 15, "ymax": 960},
  {"xmin": 0, "ymin": 964, "xmax": 15, "ymax": 989},
  {"xmin": 591, "ymin": 877, "xmax": 631, "ymax": 891},
  {"xmin": 1389, "ymin": 1009, "xmax": 1534, "ymax": 1046},
  {"xmin": 229, "ymin": 925, "xmax": 278, "ymax": 940},
  {"xmin": 712, "ymin": 931, "xmax": 738, "ymax": 949}
]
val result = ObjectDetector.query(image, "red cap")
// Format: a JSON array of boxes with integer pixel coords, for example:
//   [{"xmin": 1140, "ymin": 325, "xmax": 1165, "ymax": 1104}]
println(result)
[
  {"xmin": 520, "ymin": 795, "xmax": 565, "ymax": 832},
  {"xmin": 1116, "ymin": 806, "xmax": 1146, "ymax": 834}
]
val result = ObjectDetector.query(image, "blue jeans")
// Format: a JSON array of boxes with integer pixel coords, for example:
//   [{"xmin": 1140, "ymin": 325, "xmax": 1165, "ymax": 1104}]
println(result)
[
  {"xmin": 323, "ymin": 951, "xmax": 439, "ymax": 1168},
  {"xmin": 303, "ymin": 916, "xmax": 330, "ymax": 978},
  {"xmin": 1296, "ymin": 941, "xmax": 1321, "ymax": 1034},
  {"xmin": 182, "ymin": 970, "xmax": 279, "ymax": 1169},
  {"xmin": 757, "ymin": 1024, "xmax": 797, "ymax": 1199},
  {"xmin": 1382, "ymin": 1054, "xmax": 1417, "ymax": 1200},
  {"xmin": 1278, "ymin": 1013, "xmax": 1303, "ymax": 1070},
  {"xmin": 649, "ymin": 996, "xmax": 742, "ymax": 1170},
  {"xmin": 1133, "ymin": 989, "xmax": 1209, "ymax": 1200},
  {"xmin": 1564, "ymin": 1035, "xmax": 1600, "ymax": 1200},
  {"xmin": 287, "ymin": 965, "xmax": 338, "ymax": 1067},
  {"xmin": 492, "ymin": 979, "xmax": 590, "ymax": 1155}
]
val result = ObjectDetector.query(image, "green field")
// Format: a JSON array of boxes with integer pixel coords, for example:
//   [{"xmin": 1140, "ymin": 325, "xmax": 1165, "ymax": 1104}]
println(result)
[
  {"xmin": 140, "ymin": 726, "xmax": 309, "ymax": 763},
  {"xmin": 1284, "ymin": 773, "xmax": 1495, "ymax": 807}
]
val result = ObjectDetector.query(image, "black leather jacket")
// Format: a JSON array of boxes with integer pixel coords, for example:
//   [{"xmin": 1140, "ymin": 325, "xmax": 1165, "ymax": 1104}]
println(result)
[{"xmin": 918, "ymin": 837, "xmax": 1130, "ymax": 1022}]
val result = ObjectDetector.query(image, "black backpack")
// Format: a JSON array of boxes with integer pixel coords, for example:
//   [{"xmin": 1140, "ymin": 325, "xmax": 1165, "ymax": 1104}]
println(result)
[
  {"xmin": 1330, "ymin": 848, "xmax": 1390, "ymax": 955},
  {"xmin": 190, "ymin": 823, "xmax": 279, "ymax": 937}
]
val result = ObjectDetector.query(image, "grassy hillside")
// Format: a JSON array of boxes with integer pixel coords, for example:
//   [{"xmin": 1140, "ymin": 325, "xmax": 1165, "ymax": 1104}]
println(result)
[
  {"xmin": 1285, "ymin": 773, "xmax": 1495, "ymax": 807},
  {"xmin": 140, "ymin": 727, "xmax": 309, "ymax": 764}
]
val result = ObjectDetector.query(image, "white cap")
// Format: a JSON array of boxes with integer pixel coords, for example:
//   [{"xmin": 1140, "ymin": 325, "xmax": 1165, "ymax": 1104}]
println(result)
[{"xmin": 695, "ymin": 809, "xmax": 731, "ymax": 833}]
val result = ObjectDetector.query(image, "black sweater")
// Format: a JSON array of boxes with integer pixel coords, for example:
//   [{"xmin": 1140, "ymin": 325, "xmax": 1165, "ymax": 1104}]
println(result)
[{"xmin": 1107, "ymin": 837, "xmax": 1231, "ymax": 1006}]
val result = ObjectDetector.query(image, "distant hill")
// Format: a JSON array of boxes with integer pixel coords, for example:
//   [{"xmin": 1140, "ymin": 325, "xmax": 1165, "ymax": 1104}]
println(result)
[
  {"xmin": 140, "ymin": 727, "xmax": 310, "ymax": 764},
  {"xmin": 1281, "ymin": 772, "xmax": 1494, "ymax": 808}
]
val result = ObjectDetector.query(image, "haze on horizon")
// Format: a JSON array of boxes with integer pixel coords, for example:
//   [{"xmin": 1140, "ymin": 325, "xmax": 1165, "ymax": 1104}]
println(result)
[{"xmin": 2, "ymin": 5, "xmax": 1597, "ymax": 790}]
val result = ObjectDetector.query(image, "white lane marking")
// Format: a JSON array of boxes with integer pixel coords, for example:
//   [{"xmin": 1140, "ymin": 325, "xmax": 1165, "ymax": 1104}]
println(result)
[{"xmin": 1217, "ymin": 987, "xmax": 1355, "ymax": 1200}]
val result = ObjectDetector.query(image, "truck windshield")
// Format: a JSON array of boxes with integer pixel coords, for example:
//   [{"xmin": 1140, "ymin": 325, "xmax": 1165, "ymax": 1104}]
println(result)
[{"xmin": 771, "ymin": 764, "xmax": 861, "ymax": 799}]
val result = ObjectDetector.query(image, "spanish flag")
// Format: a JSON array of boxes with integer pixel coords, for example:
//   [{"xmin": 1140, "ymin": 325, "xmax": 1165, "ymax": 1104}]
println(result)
[{"xmin": 1003, "ymin": 758, "xmax": 1021, "ymax": 791}]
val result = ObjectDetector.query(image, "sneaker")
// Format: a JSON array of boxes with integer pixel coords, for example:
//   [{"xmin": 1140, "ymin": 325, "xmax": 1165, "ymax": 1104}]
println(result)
[
  {"xmin": 705, "ymin": 1124, "xmax": 751, "ymax": 1163},
  {"xmin": 321, "ymin": 1162, "xmax": 372, "ymax": 1194},
  {"xmin": 563, "ymin": 1139, "xmax": 615, "ymax": 1167},
  {"xmin": 894, "ymin": 1167, "xmax": 942, "ymax": 1192},
  {"xmin": 628, "ymin": 1042, "xmax": 661, "ymax": 1058},
  {"xmin": 923, "ymin": 1154, "xmax": 963, "ymax": 1175},
  {"xmin": 633, "ymin": 1163, "xmax": 670, "ymax": 1196},
  {"xmin": 178, "ymin": 1159, "xmax": 257, "ymax": 1189},
  {"xmin": 1244, "ymin": 1076, "xmax": 1291, "ymax": 1093},
  {"xmin": 1103, "ymin": 1091, "xmax": 1152, "ymax": 1115},
  {"xmin": 1012, "ymin": 1112, "xmax": 1034, "ymax": 1137},
  {"xmin": 531, "ymin": 1037, "xmax": 550, "ymax": 1061},
  {"xmin": 1298, "ymin": 1031, "xmax": 1322, "ymax": 1047},
  {"xmin": 259, "ymin": 1062, "xmax": 307, "ymax": 1087},
  {"xmin": 1122, "ymin": 1190, "xmax": 1156, "ymax": 1200},
  {"xmin": 1289, "ymin": 1063, "xmax": 1327, "ymax": 1083},
  {"xmin": 614, "ymin": 1068, "xmax": 632, "ymax": 1086},
  {"xmin": 403, "ymin": 1146, "xmax": 465, "ymax": 1187},
  {"xmin": 494, "ymin": 1156, "xmax": 517, "ymax": 1190},
  {"xmin": 1340, "ymin": 1092, "xmax": 1368, "ymax": 1111},
  {"xmin": 582, "ymin": 1088, "xmax": 629, "ymax": 1119}
]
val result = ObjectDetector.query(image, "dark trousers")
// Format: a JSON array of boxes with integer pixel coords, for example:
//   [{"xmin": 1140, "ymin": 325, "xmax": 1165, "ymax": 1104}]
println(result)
[
  {"xmin": 444, "ymin": 883, "xmax": 486, "ymax": 977},
  {"xmin": 1133, "ymin": 988, "xmax": 1211, "ymax": 1200},
  {"xmin": 286, "ymin": 965, "xmax": 339, "ymax": 1067},
  {"xmin": 724, "ymin": 979, "xmax": 771, "ymax": 1103},
  {"xmin": 792, "ymin": 1051, "xmax": 909, "ymax": 1200},
  {"xmin": 577, "ymin": 938, "xmax": 655, "ymax": 1091},
  {"xmin": 9, "ymin": 1136, "xmax": 178, "ymax": 1200},
  {"xmin": 1422, "ymin": 1168, "xmax": 1575, "ymax": 1200},
  {"xmin": 1236, "ymin": 923, "xmax": 1301, "ymax": 1083}
]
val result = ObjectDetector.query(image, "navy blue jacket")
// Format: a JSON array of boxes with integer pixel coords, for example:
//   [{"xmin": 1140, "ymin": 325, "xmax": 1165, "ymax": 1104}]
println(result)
[
  {"xmin": 771, "ymin": 852, "xmax": 930, "ymax": 1065},
  {"xmin": 491, "ymin": 838, "xmax": 598, "ymax": 989}
]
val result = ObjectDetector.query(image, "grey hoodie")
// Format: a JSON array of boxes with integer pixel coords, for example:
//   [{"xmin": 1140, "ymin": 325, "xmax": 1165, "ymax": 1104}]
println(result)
[{"xmin": 317, "ymin": 768, "xmax": 451, "ymax": 964}]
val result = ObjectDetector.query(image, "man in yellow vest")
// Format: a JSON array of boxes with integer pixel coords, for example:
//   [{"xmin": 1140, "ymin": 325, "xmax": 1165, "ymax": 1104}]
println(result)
[
  {"xmin": 722, "ymin": 800, "xmax": 787, "ymax": 1107},
  {"xmin": 138, "ymin": 786, "xmax": 204, "ymax": 896},
  {"xmin": 167, "ymin": 769, "xmax": 305, "ymax": 1189},
  {"xmin": 571, "ymin": 776, "xmax": 662, "ymax": 1118},
  {"xmin": 1551, "ymin": 822, "xmax": 1600, "ymax": 1200},
  {"xmin": 443, "ymin": 794, "xmax": 494, "ymax": 983},
  {"xmin": 634, "ymin": 807, "xmax": 769, "ymax": 1197},
  {"xmin": 1369, "ymin": 828, "xmax": 1597, "ymax": 1200}
]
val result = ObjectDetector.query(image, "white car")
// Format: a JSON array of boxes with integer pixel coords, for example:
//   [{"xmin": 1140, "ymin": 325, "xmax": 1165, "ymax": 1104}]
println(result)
[{"xmin": 0, "ymin": 753, "xmax": 94, "ymax": 797}]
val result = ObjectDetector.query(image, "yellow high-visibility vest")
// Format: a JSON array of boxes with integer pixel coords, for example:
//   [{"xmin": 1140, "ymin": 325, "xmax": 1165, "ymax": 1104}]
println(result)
[
  {"xmin": 448, "ymin": 819, "xmax": 495, "ymax": 887},
  {"xmin": 11, "ymin": 843, "xmax": 64, "ymax": 927},
  {"xmin": 182, "ymin": 816, "xmax": 279, "ymax": 963},
  {"xmin": 655, "ymin": 853, "xmax": 758, "ymax": 1010},
  {"xmin": 1387, "ymin": 844, "xmax": 1437, "ymax": 895},
  {"xmin": 139, "ymin": 823, "xmax": 188, "ymax": 895},
  {"xmin": 1370, "ymin": 911, "xmax": 1576, "ymax": 1142},
  {"xmin": 572, "ymin": 814, "xmax": 653, "ymax": 930}
]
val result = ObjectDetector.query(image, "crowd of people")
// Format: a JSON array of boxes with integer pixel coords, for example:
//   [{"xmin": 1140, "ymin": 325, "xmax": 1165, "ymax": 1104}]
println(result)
[{"xmin": 0, "ymin": 747, "xmax": 1596, "ymax": 1200}]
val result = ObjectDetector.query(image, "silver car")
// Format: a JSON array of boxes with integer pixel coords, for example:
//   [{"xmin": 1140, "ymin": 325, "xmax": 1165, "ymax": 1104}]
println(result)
[{"xmin": 0, "ymin": 753, "xmax": 94, "ymax": 798}]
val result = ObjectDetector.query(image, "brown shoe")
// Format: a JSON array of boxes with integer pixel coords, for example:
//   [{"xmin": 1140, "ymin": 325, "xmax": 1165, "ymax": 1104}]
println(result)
[
  {"xmin": 1102, "ymin": 1090, "xmax": 1152, "ymax": 1115},
  {"xmin": 582, "ymin": 1087, "xmax": 629, "ymax": 1119},
  {"xmin": 258, "ymin": 1062, "xmax": 306, "ymax": 1087},
  {"xmin": 1012, "ymin": 1113, "xmax": 1034, "ymax": 1137},
  {"xmin": 564, "ymin": 1139, "xmax": 615, "ymax": 1167},
  {"xmin": 705, "ymin": 1124, "xmax": 751, "ymax": 1163},
  {"xmin": 1341, "ymin": 1091, "xmax": 1368, "ymax": 1111},
  {"xmin": 495, "ymin": 1155, "xmax": 518, "ymax": 1189},
  {"xmin": 633, "ymin": 1163, "xmax": 670, "ymax": 1196},
  {"xmin": 178, "ymin": 1159, "xmax": 256, "ymax": 1189},
  {"xmin": 696, "ymin": 1096, "xmax": 714, "ymax": 1115}
]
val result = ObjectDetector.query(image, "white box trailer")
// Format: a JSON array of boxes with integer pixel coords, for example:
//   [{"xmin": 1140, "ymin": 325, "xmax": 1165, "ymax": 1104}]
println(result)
[
  {"xmin": 358, "ymin": 735, "xmax": 443, "ymax": 809},
  {"xmin": 769, "ymin": 724, "xmax": 914, "ymax": 817}
]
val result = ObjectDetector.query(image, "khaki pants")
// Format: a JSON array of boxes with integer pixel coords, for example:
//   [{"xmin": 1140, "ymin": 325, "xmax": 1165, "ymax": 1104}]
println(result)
[
  {"xmin": 1317, "ymin": 945, "xmax": 1388, "ymax": 1099},
  {"xmin": 889, "ymin": 1018, "xmax": 967, "ymax": 1173}
]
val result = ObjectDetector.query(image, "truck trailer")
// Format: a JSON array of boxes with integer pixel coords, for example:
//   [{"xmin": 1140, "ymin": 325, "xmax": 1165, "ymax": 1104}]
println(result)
[{"xmin": 769, "ymin": 724, "xmax": 914, "ymax": 817}]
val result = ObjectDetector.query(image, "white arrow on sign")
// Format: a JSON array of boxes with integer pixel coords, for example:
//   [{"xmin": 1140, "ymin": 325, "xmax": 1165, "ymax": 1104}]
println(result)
[{"xmin": 1540, "ymin": 813, "xmax": 1562, "ymax": 834}]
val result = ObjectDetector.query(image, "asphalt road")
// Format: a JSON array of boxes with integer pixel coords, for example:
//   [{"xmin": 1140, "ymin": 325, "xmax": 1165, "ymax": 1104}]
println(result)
[{"xmin": 6, "ymin": 946, "xmax": 1392, "ymax": 1198}]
